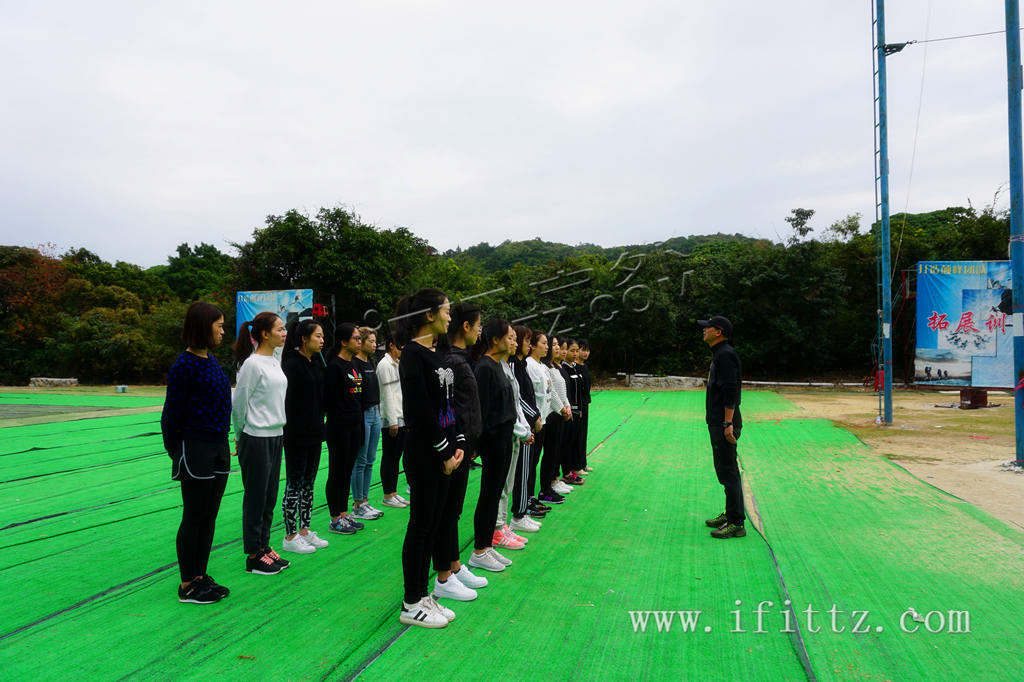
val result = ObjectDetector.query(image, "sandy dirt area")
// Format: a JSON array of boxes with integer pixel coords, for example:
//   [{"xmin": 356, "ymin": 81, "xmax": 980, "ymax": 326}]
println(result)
[{"xmin": 779, "ymin": 388, "xmax": 1023, "ymax": 531}]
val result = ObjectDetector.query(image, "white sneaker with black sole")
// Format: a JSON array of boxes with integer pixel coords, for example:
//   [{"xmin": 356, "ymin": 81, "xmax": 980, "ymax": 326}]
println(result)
[
  {"xmin": 434, "ymin": 574, "xmax": 477, "ymax": 601},
  {"xmin": 428, "ymin": 594, "xmax": 456, "ymax": 621},
  {"xmin": 452, "ymin": 565, "xmax": 488, "ymax": 588},
  {"xmin": 467, "ymin": 550, "xmax": 505, "ymax": 572},
  {"xmin": 400, "ymin": 597, "xmax": 448, "ymax": 628}
]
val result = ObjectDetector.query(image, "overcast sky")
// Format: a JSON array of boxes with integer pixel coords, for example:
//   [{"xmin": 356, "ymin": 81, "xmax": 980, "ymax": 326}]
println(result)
[{"xmin": 0, "ymin": 1, "xmax": 1014, "ymax": 267}]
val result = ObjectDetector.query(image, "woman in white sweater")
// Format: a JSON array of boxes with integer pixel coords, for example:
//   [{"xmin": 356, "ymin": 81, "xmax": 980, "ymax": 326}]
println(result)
[
  {"xmin": 232, "ymin": 312, "xmax": 289, "ymax": 576},
  {"xmin": 376, "ymin": 339, "xmax": 408, "ymax": 508},
  {"xmin": 525, "ymin": 331, "xmax": 553, "ymax": 516}
]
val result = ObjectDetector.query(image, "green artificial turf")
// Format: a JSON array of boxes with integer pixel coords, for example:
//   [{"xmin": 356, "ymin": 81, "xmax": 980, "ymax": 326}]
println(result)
[{"xmin": 1, "ymin": 391, "xmax": 1020, "ymax": 680}]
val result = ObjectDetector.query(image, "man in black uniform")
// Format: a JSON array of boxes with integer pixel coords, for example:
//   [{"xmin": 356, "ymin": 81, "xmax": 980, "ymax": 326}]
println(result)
[{"xmin": 699, "ymin": 316, "xmax": 745, "ymax": 539}]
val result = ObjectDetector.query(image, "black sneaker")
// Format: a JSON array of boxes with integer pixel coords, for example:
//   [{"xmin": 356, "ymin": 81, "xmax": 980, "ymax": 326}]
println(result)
[
  {"xmin": 539, "ymin": 491, "xmax": 565, "ymax": 505},
  {"xmin": 705, "ymin": 513, "xmax": 728, "ymax": 528},
  {"xmin": 178, "ymin": 580, "xmax": 221, "ymax": 604},
  {"xmin": 197, "ymin": 574, "xmax": 230, "ymax": 598},
  {"xmin": 526, "ymin": 507, "xmax": 547, "ymax": 519},
  {"xmin": 264, "ymin": 547, "xmax": 291, "ymax": 570},
  {"xmin": 530, "ymin": 498, "xmax": 552, "ymax": 512},
  {"xmin": 710, "ymin": 522, "xmax": 746, "ymax": 539},
  {"xmin": 246, "ymin": 550, "xmax": 284, "ymax": 575}
]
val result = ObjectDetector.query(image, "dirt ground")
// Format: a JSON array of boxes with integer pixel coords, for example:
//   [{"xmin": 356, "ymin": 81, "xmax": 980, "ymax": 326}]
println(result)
[{"xmin": 779, "ymin": 388, "xmax": 1024, "ymax": 531}]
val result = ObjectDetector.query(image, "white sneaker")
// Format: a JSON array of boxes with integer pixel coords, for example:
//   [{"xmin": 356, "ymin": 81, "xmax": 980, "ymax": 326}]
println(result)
[
  {"xmin": 467, "ymin": 550, "xmax": 505, "ymax": 572},
  {"xmin": 452, "ymin": 565, "xmax": 488, "ymax": 588},
  {"xmin": 394, "ymin": 494, "xmax": 410, "ymax": 506},
  {"xmin": 282, "ymin": 534, "xmax": 315, "ymax": 554},
  {"xmin": 434, "ymin": 574, "xmax": 477, "ymax": 601},
  {"xmin": 352, "ymin": 502, "xmax": 382, "ymax": 520},
  {"xmin": 364, "ymin": 503, "xmax": 384, "ymax": 517},
  {"xmin": 552, "ymin": 480, "xmax": 573, "ymax": 494},
  {"xmin": 301, "ymin": 531, "xmax": 329, "ymax": 548},
  {"xmin": 488, "ymin": 547, "xmax": 512, "ymax": 566},
  {"xmin": 428, "ymin": 594, "xmax": 456, "ymax": 621},
  {"xmin": 400, "ymin": 598, "xmax": 448, "ymax": 628},
  {"xmin": 382, "ymin": 496, "xmax": 405, "ymax": 508},
  {"xmin": 510, "ymin": 516, "xmax": 540, "ymax": 533}
]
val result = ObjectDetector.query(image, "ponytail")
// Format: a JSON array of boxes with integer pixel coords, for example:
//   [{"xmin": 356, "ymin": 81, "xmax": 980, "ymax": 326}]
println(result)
[
  {"xmin": 283, "ymin": 318, "xmax": 322, "ymax": 363},
  {"xmin": 233, "ymin": 312, "xmax": 279, "ymax": 367},
  {"xmin": 442, "ymin": 301, "xmax": 482, "ymax": 352},
  {"xmin": 393, "ymin": 288, "xmax": 447, "ymax": 348}
]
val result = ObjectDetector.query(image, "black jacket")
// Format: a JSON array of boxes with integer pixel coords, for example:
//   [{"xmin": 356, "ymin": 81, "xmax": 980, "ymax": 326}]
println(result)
[
  {"xmin": 282, "ymin": 352, "xmax": 325, "ymax": 444},
  {"xmin": 474, "ymin": 355, "xmax": 516, "ymax": 433},
  {"xmin": 705, "ymin": 341, "xmax": 742, "ymax": 428},
  {"xmin": 561, "ymin": 362, "xmax": 582, "ymax": 416},
  {"xmin": 579, "ymin": 363, "xmax": 592, "ymax": 407},
  {"xmin": 510, "ymin": 355, "xmax": 539, "ymax": 425},
  {"xmin": 446, "ymin": 345, "xmax": 482, "ymax": 445}
]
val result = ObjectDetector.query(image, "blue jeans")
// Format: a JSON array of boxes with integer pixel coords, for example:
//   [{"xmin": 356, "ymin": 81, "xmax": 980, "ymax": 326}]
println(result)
[{"xmin": 352, "ymin": 405, "xmax": 381, "ymax": 502}]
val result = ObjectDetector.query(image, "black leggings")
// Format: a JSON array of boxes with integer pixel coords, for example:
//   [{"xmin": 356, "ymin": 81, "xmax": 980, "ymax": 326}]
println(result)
[
  {"xmin": 473, "ymin": 422, "xmax": 514, "ymax": 549},
  {"xmin": 513, "ymin": 427, "xmax": 544, "ymax": 515},
  {"xmin": 177, "ymin": 474, "xmax": 228, "ymax": 581},
  {"xmin": 560, "ymin": 416, "xmax": 580, "ymax": 476},
  {"xmin": 577, "ymin": 406, "xmax": 589, "ymax": 469},
  {"xmin": 432, "ymin": 454, "xmax": 470, "ymax": 571},
  {"xmin": 380, "ymin": 426, "xmax": 406, "ymax": 495},
  {"xmin": 326, "ymin": 422, "xmax": 363, "ymax": 517},
  {"xmin": 282, "ymin": 440, "xmax": 322, "ymax": 535},
  {"xmin": 402, "ymin": 436, "xmax": 451, "ymax": 604},
  {"xmin": 539, "ymin": 416, "xmax": 563, "ymax": 492}
]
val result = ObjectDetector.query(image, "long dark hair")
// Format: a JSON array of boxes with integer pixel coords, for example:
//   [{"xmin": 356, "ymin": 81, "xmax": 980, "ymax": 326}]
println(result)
[
  {"xmin": 330, "ymin": 322, "xmax": 359, "ymax": 357},
  {"xmin": 470, "ymin": 318, "xmax": 510, "ymax": 362},
  {"xmin": 283, "ymin": 318, "xmax": 322, "ymax": 363},
  {"xmin": 441, "ymin": 301, "xmax": 482, "ymax": 351},
  {"xmin": 544, "ymin": 335, "xmax": 560, "ymax": 367},
  {"xmin": 512, "ymin": 325, "xmax": 532, "ymax": 357},
  {"xmin": 393, "ymin": 288, "xmax": 447, "ymax": 347},
  {"xmin": 234, "ymin": 312, "xmax": 280, "ymax": 366}
]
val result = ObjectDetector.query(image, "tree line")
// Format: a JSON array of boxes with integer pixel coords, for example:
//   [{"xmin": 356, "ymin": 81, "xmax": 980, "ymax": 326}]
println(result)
[{"xmin": 0, "ymin": 201, "xmax": 1010, "ymax": 384}]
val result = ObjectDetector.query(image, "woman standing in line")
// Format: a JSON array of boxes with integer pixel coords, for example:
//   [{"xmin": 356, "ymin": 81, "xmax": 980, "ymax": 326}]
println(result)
[
  {"xmin": 233, "ymin": 312, "xmax": 290, "ymax": 575},
  {"xmin": 324, "ymin": 323, "xmax": 366, "ymax": 536},
  {"xmin": 559, "ymin": 339, "xmax": 585, "ymax": 487},
  {"xmin": 524, "ymin": 331, "xmax": 554, "ymax": 518},
  {"xmin": 576, "ymin": 340, "xmax": 594, "ymax": 474},
  {"xmin": 397, "ymin": 289, "xmax": 465, "ymax": 629},
  {"xmin": 280, "ymin": 319, "xmax": 330, "ymax": 555},
  {"xmin": 509, "ymin": 325, "xmax": 543, "ymax": 534},
  {"xmin": 432, "ymin": 302, "xmax": 489, "ymax": 602},
  {"xmin": 467, "ymin": 320, "xmax": 521, "ymax": 571},
  {"xmin": 162, "ymin": 301, "xmax": 232, "ymax": 603},
  {"xmin": 352, "ymin": 327, "xmax": 384, "ymax": 521},
  {"xmin": 493, "ymin": 325, "xmax": 533, "ymax": 547},
  {"xmin": 377, "ymin": 338, "xmax": 409, "ymax": 508},
  {"xmin": 540, "ymin": 335, "xmax": 573, "ymax": 499}
]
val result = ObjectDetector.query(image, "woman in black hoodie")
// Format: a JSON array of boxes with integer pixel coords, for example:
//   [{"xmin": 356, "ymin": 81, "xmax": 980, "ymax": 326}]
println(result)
[
  {"xmin": 280, "ymin": 319, "xmax": 330, "ymax": 554},
  {"xmin": 430, "ymin": 302, "xmax": 490, "ymax": 600}
]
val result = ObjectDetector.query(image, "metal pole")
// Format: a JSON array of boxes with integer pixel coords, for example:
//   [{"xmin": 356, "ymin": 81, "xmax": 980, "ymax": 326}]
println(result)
[
  {"xmin": 1005, "ymin": 0, "xmax": 1024, "ymax": 465},
  {"xmin": 876, "ymin": 0, "xmax": 895, "ymax": 424}
]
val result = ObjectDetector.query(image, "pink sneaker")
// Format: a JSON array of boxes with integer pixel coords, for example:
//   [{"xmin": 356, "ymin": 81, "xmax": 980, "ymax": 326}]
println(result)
[
  {"xmin": 502, "ymin": 525, "xmax": 528, "ymax": 545},
  {"xmin": 492, "ymin": 529, "xmax": 524, "ymax": 550}
]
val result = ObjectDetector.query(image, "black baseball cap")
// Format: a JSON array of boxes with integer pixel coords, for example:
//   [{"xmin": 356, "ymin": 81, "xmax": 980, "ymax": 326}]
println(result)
[{"xmin": 698, "ymin": 315, "xmax": 732, "ymax": 338}]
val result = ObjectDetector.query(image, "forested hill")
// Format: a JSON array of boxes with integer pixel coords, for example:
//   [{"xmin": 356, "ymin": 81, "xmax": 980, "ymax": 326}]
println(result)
[
  {"xmin": 0, "ymin": 202, "xmax": 1010, "ymax": 384},
  {"xmin": 442, "ymin": 234, "xmax": 764, "ymax": 272}
]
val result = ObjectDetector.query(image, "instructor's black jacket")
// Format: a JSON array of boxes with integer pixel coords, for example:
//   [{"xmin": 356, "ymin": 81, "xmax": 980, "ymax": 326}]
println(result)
[{"xmin": 705, "ymin": 341, "xmax": 742, "ymax": 430}]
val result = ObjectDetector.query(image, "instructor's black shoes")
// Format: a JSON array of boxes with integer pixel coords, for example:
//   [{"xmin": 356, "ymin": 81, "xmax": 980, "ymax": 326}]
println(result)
[
  {"xmin": 705, "ymin": 513, "xmax": 728, "ymax": 528},
  {"xmin": 710, "ymin": 522, "xmax": 746, "ymax": 539}
]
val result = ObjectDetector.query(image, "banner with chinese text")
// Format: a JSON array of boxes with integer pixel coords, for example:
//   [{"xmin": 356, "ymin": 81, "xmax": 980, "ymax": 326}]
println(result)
[{"xmin": 915, "ymin": 261, "xmax": 1012, "ymax": 388}]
